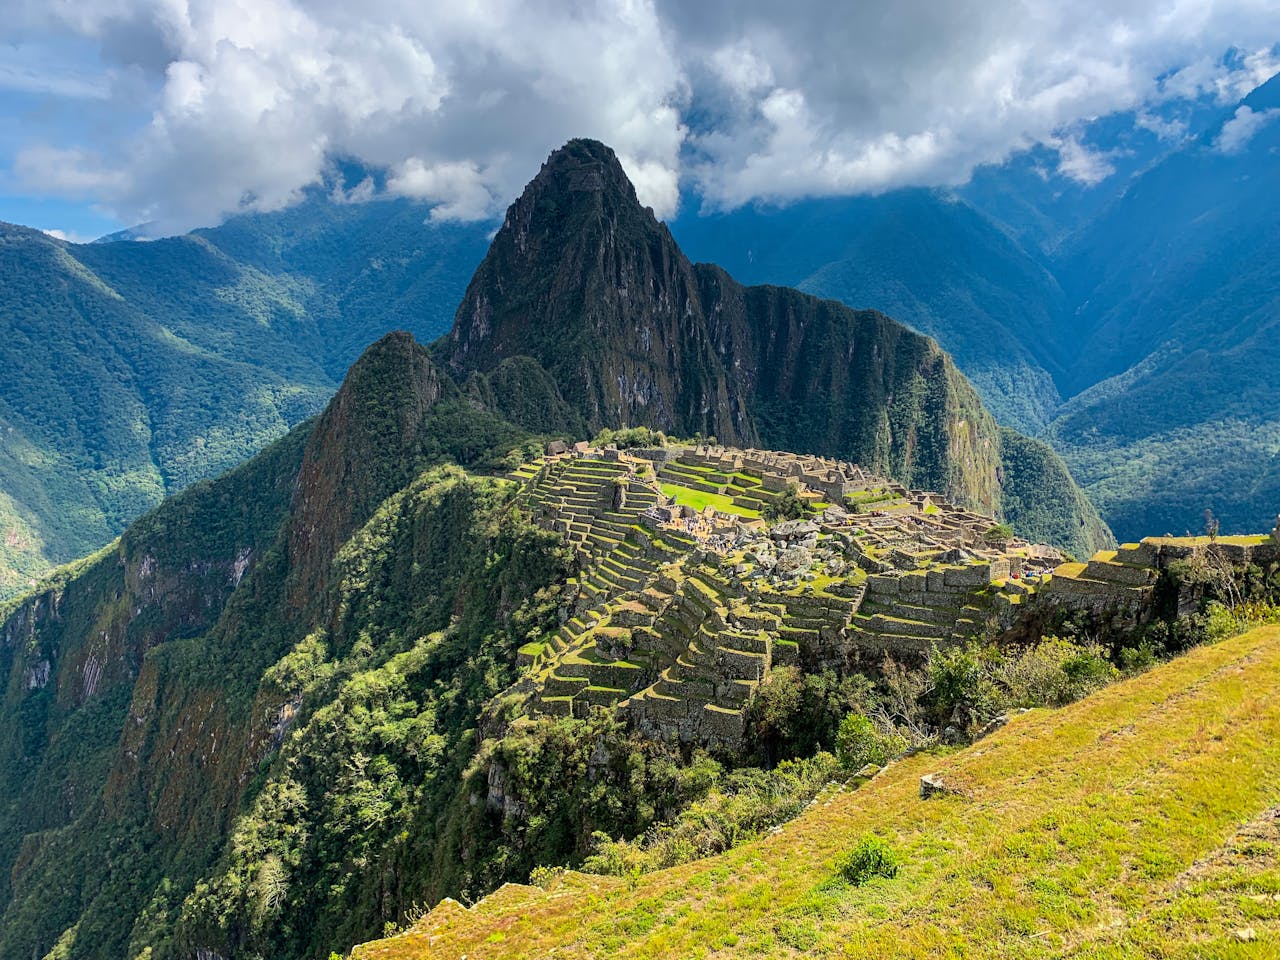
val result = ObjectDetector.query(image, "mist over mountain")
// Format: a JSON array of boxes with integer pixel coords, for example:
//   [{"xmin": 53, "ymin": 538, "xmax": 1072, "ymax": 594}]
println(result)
[{"xmin": 672, "ymin": 73, "xmax": 1280, "ymax": 541}]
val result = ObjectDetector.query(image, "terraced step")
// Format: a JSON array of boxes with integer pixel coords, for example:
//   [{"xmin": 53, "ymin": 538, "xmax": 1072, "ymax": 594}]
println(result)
[
  {"xmin": 537, "ymin": 695, "xmax": 574, "ymax": 717},
  {"xmin": 578, "ymin": 684, "xmax": 629, "ymax": 706},
  {"xmin": 715, "ymin": 644, "xmax": 769, "ymax": 680},
  {"xmin": 858, "ymin": 613, "xmax": 955, "ymax": 639},
  {"xmin": 859, "ymin": 598, "xmax": 965, "ymax": 625},
  {"xmin": 715, "ymin": 677, "xmax": 758, "ymax": 706},
  {"xmin": 543, "ymin": 673, "xmax": 590, "ymax": 697},
  {"xmin": 653, "ymin": 668, "xmax": 714, "ymax": 704},
  {"xmin": 1082, "ymin": 558, "xmax": 1159, "ymax": 587}
]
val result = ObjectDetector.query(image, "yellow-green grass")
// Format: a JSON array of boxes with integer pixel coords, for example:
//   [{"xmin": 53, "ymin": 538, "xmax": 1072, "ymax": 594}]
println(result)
[
  {"xmin": 1146, "ymin": 534, "xmax": 1272, "ymax": 548},
  {"xmin": 355, "ymin": 625, "xmax": 1280, "ymax": 960},
  {"xmin": 659, "ymin": 483, "xmax": 761, "ymax": 519}
]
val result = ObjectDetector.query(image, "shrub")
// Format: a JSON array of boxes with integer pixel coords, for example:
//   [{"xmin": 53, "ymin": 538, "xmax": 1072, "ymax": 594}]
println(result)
[
  {"xmin": 999, "ymin": 637, "xmax": 1116, "ymax": 708},
  {"xmin": 591, "ymin": 426, "xmax": 666, "ymax": 449},
  {"xmin": 928, "ymin": 643, "xmax": 1003, "ymax": 723},
  {"xmin": 1117, "ymin": 639, "xmax": 1161, "ymax": 674},
  {"xmin": 835, "ymin": 713, "xmax": 906, "ymax": 770},
  {"xmin": 528, "ymin": 865, "xmax": 566, "ymax": 889},
  {"xmin": 836, "ymin": 834, "xmax": 900, "ymax": 885},
  {"xmin": 982, "ymin": 523, "xmax": 1014, "ymax": 544},
  {"xmin": 763, "ymin": 484, "xmax": 810, "ymax": 521}
]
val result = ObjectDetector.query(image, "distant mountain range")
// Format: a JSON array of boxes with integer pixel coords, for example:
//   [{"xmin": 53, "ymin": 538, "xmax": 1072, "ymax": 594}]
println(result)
[
  {"xmin": 0, "ymin": 73, "xmax": 1275, "ymax": 595},
  {"xmin": 676, "ymin": 72, "xmax": 1280, "ymax": 541},
  {"xmin": 0, "ymin": 204, "xmax": 489, "ymax": 595}
]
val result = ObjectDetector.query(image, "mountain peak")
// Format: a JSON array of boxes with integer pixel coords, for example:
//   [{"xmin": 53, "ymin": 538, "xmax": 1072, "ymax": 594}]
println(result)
[
  {"xmin": 442, "ymin": 137, "xmax": 690, "ymax": 387},
  {"xmin": 532, "ymin": 138, "xmax": 638, "ymax": 201}
]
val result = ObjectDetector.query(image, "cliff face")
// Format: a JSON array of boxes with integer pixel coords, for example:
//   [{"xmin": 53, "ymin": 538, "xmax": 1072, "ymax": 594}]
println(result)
[
  {"xmin": 442, "ymin": 139, "xmax": 1009, "ymax": 517},
  {"xmin": 445, "ymin": 139, "xmax": 745, "ymax": 443}
]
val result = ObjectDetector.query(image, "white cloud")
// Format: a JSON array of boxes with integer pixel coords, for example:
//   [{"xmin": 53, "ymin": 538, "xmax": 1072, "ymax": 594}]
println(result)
[
  {"xmin": 666, "ymin": 1, "xmax": 1280, "ymax": 207},
  {"xmin": 40, "ymin": 227, "xmax": 94, "ymax": 243},
  {"xmin": 3, "ymin": 0, "xmax": 1278, "ymax": 230},
  {"xmin": 1135, "ymin": 110, "xmax": 1189, "ymax": 141},
  {"xmin": 388, "ymin": 158, "xmax": 494, "ymax": 221},
  {"xmin": 8, "ymin": 0, "xmax": 688, "ymax": 232},
  {"xmin": 1216, "ymin": 103, "xmax": 1280, "ymax": 153},
  {"xmin": 1051, "ymin": 134, "xmax": 1117, "ymax": 185}
]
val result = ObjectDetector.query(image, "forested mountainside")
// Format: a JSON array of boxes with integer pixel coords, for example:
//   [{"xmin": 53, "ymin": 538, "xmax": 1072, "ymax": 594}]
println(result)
[
  {"xmin": 0, "ymin": 202, "xmax": 488, "ymax": 598},
  {"xmin": 1, "ymin": 321, "xmax": 1271, "ymax": 959},
  {"xmin": 673, "ymin": 72, "xmax": 1280, "ymax": 543}
]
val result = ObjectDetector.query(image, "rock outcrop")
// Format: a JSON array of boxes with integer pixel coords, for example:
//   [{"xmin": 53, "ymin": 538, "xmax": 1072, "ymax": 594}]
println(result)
[{"xmin": 440, "ymin": 138, "xmax": 1105, "ymax": 550}]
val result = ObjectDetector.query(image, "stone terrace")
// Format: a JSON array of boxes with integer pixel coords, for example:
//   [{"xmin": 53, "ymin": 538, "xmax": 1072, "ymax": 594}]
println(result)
[{"xmin": 504, "ymin": 440, "xmax": 1276, "ymax": 750}]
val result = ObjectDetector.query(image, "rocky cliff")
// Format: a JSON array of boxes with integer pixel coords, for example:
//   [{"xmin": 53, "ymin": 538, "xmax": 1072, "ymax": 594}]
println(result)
[{"xmin": 442, "ymin": 139, "xmax": 1107, "ymax": 552}]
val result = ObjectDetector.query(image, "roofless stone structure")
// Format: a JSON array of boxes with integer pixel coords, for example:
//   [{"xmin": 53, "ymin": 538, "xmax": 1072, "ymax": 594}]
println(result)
[{"xmin": 500, "ymin": 441, "xmax": 1279, "ymax": 749}]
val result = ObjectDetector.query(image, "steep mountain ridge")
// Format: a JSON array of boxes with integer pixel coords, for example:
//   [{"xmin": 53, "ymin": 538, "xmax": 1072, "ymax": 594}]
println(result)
[
  {"xmin": 442, "ymin": 139, "xmax": 1106, "ymax": 551},
  {"xmin": 1038, "ymin": 72, "xmax": 1280, "ymax": 539}
]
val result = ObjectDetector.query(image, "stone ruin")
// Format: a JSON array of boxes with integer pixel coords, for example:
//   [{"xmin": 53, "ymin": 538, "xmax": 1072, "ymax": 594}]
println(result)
[{"xmin": 504, "ymin": 443, "xmax": 1280, "ymax": 750}]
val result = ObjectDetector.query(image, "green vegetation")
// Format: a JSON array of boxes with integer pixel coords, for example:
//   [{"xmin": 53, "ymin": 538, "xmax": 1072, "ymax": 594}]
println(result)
[
  {"xmin": 996, "ymin": 428, "xmax": 1114, "ymax": 558},
  {"xmin": 353, "ymin": 622, "xmax": 1280, "ymax": 959},
  {"xmin": 836, "ymin": 835, "xmax": 901, "ymax": 886},
  {"xmin": 762, "ymin": 483, "xmax": 810, "ymax": 521},
  {"xmin": 659, "ymin": 483, "xmax": 760, "ymax": 518},
  {"xmin": 0, "ymin": 206, "xmax": 489, "ymax": 601},
  {"xmin": 591, "ymin": 426, "xmax": 667, "ymax": 449},
  {"xmin": 835, "ymin": 714, "xmax": 906, "ymax": 770},
  {"xmin": 580, "ymin": 754, "xmax": 838, "ymax": 879}
]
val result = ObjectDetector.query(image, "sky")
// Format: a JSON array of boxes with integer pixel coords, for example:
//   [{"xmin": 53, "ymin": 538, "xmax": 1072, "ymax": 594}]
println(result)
[{"xmin": 0, "ymin": 0, "xmax": 1278, "ymax": 240}]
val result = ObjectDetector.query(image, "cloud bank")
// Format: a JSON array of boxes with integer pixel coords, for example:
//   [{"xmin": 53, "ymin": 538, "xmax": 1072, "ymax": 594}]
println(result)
[{"xmin": 2, "ymin": 0, "xmax": 1277, "ymax": 233}]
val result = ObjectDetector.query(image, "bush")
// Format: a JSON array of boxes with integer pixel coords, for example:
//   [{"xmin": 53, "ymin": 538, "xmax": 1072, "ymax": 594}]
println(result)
[
  {"xmin": 982, "ymin": 523, "xmax": 1014, "ymax": 544},
  {"xmin": 763, "ymin": 484, "xmax": 810, "ymax": 521},
  {"xmin": 999, "ymin": 637, "xmax": 1116, "ymax": 708},
  {"xmin": 834, "ymin": 713, "xmax": 906, "ymax": 770},
  {"xmin": 927, "ymin": 643, "xmax": 1002, "ymax": 723},
  {"xmin": 836, "ymin": 835, "xmax": 900, "ymax": 885},
  {"xmin": 591, "ymin": 426, "xmax": 666, "ymax": 449},
  {"xmin": 528, "ymin": 865, "xmax": 566, "ymax": 889}
]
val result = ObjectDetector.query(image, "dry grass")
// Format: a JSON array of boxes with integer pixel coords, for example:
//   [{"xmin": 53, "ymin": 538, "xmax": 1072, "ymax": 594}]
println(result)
[{"xmin": 354, "ymin": 625, "xmax": 1280, "ymax": 959}]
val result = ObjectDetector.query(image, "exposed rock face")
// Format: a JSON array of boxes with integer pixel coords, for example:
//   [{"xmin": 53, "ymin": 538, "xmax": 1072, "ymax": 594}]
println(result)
[{"xmin": 442, "ymin": 139, "xmax": 1004, "ymax": 516}]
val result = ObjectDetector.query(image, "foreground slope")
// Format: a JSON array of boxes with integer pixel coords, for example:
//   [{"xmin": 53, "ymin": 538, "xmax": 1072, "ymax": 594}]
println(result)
[{"xmin": 357, "ymin": 623, "xmax": 1280, "ymax": 959}]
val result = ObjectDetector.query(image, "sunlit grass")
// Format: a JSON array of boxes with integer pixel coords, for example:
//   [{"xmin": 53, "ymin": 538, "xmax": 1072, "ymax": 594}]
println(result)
[
  {"xmin": 659, "ymin": 483, "xmax": 761, "ymax": 518},
  {"xmin": 355, "ymin": 625, "xmax": 1280, "ymax": 960}
]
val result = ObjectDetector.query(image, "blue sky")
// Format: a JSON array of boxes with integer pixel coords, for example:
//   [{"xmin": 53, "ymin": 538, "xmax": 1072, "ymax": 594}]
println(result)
[{"xmin": 1, "ymin": 2, "xmax": 1277, "ymax": 241}]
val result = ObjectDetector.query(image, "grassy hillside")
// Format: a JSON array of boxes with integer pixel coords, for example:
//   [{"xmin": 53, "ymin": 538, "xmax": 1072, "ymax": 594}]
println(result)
[{"xmin": 356, "ymin": 623, "xmax": 1280, "ymax": 959}]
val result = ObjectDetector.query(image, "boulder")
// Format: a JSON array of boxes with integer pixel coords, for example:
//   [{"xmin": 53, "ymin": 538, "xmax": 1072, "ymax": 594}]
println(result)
[
  {"xmin": 776, "ymin": 546, "xmax": 813, "ymax": 576},
  {"xmin": 919, "ymin": 772, "xmax": 962, "ymax": 799}
]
